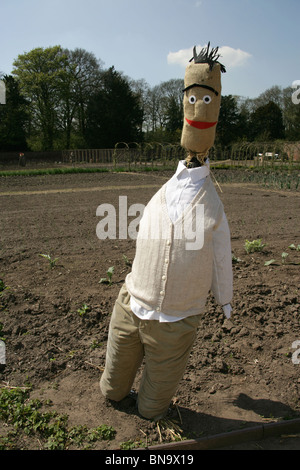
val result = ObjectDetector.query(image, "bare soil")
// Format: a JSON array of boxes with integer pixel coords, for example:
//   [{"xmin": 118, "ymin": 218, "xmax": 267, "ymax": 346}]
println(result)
[{"xmin": 0, "ymin": 169, "xmax": 299, "ymax": 450}]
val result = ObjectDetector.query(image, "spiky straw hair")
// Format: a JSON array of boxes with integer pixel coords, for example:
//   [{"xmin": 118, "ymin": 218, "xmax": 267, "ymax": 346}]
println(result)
[{"xmin": 190, "ymin": 42, "xmax": 226, "ymax": 73}]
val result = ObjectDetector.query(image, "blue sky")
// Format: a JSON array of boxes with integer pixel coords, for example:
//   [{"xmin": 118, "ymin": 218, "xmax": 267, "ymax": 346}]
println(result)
[{"xmin": 1, "ymin": 0, "xmax": 299, "ymax": 98}]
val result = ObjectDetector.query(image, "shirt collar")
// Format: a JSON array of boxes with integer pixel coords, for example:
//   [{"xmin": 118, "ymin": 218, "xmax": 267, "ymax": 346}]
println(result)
[{"xmin": 175, "ymin": 159, "xmax": 210, "ymax": 183}]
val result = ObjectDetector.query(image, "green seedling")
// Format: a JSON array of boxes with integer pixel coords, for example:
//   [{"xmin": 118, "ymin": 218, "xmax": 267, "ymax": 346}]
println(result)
[
  {"xmin": 77, "ymin": 303, "xmax": 90, "ymax": 317},
  {"xmin": 39, "ymin": 253, "xmax": 59, "ymax": 269},
  {"xmin": 288, "ymin": 244, "xmax": 300, "ymax": 251},
  {"xmin": 264, "ymin": 259, "xmax": 276, "ymax": 266},
  {"xmin": 99, "ymin": 266, "xmax": 114, "ymax": 286},
  {"xmin": 244, "ymin": 239, "xmax": 266, "ymax": 254},
  {"xmin": 265, "ymin": 251, "xmax": 291, "ymax": 266},
  {"xmin": 90, "ymin": 340, "xmax": 103, "ymax": 350},
  {"xmin": 232, "ymin": 254, "xmax": 242, "ymax": 264},
  {"xmin": 122, "ymin": 254, "xmax": 132, "ymax": 267}
]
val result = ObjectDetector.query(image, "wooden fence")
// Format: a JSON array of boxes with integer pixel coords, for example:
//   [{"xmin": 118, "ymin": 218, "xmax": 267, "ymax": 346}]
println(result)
[{"xmin": 1, "ymin": 141, "xmax": 300, "ymax": 169}]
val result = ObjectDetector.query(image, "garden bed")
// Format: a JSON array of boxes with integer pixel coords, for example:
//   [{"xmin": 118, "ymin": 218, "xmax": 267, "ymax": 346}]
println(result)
[{"xmin": 0, "ymin": 169, "xmax": 299, "ymax": 450}]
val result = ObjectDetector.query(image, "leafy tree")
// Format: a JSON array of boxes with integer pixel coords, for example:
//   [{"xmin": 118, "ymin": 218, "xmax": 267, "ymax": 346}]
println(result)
[
  {"xmin": 85, "ymin": 67, "xmax": 143, "ymax": 148},
  {"xmin": 216, "ymin": 95, "xmax": 244, "ymax": 147},
  {"xmin": 249, "ymin": 101, "xmax": 285, "ymax": 141},
  {"xmin": 12, "ymin": 46, "xmax": 69, "ymax": 150},
  {"xmin": 0, "ymin": 75, "xmax": 29, "ymax": 151},
  {"xmin": 12, "ymin": 46, "xmax": 104, "ymax": 150}
]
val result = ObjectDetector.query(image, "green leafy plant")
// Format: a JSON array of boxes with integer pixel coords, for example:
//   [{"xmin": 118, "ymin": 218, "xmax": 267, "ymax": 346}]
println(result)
[
  {"xmin": 120, "ymin": 439, "xmax": 146, "ymax": 450},
  {"xmin": 0, "ymin": 387, "xmax": 116, "ymax": 450},
  {"xmin": 264, "ymin": 250, "xmax": 296, "ymax": 266},
  {"xmin": 264, "ymin": 259, "xmax": 276, "ymax": 266},
  {"xmin": 99, "ymin": 266, "xmax": 114, "ymax": 286},
  {"xmin": 288, "ymin": 243, "xmax": 300, "ymax": 251},
  {"xmin": 77, "ymin": 303, "xmax": 90, "ymax": 317},
  {"xmin": 90, "ymin": 340, "xmax": 103, "ymax": 350},
  {"xmin": 244, "ymin": 239, "xmax": 266, "ymax": 254},
  {"xmin": 232, "ymin": 253, "xmax": 242, "ymax": 264},
  {"xmin": 122, "ymin": 254, "xmax": 132, "ymax": 267},
  {"xmin": 39, "ymin": 253, "xmax": 59, "ymax": 269}
]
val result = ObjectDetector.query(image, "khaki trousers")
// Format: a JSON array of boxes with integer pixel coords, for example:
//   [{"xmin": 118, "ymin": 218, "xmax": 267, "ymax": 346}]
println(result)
[{"xmin": 100, "ymin": 284, "xmax": 200, "ymax": 420}]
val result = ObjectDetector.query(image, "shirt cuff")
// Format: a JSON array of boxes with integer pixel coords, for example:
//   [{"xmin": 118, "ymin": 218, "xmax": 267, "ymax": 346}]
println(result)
[{"xmin": 223, "ymin": 304, "xmax": 232, "ymax": 319}]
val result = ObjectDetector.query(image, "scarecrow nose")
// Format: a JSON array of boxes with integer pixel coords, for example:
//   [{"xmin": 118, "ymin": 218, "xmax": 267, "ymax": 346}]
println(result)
[{"xmin": 194, "ymin": 100, "xmax": 208, "ymax": 119}]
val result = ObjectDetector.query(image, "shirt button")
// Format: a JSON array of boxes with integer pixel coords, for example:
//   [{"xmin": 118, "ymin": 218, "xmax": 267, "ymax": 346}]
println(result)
[
  {"xmin": 160, "ymin": 291, "xmax": 164, "ymax": 296},
  {"xmin": 162, "ymin": 275, "xmax": 166, "ymax": 280},
  {"xmin": 166, "ymin": 240, "xmax": 171, "ymax": 245},
  {"xmin": 165, "ymin": 259, "xmax": 168, "ymax": 264}
]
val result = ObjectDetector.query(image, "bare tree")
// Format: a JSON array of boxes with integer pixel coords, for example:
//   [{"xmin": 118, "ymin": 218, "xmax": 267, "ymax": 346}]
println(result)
[{"xmin": 60, "ymin": 48, "xmax": 104, "ymax": 147}]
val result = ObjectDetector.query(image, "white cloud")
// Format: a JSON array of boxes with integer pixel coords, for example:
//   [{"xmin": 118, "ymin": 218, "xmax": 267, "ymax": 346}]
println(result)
[
  {"xmin": 220, "ymin": 46, "xmax": 252, "ymax": 68},
  {"xmin": 167, "ymin": 44, "xmax": 252, "ymax": 69}
]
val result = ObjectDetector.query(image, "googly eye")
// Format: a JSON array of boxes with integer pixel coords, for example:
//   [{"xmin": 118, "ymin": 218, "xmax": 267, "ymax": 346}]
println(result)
[
  {"xmin": 188, "ymin": 95, "xmax": 197, "ymax": 104},
  {"xmin": 203, "ymin": 95, "xmax": 212, "ymax": 104}
]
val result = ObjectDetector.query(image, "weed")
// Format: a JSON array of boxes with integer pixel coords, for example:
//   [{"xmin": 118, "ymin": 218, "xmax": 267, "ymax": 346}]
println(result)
[
  {"xmin": 122, "ymin": 254, "xmax": 132, "ymax": 267},
  {"xmin": 99, "ymin": 266, "xmax": 114, "ymax": 286},
  {"xmin": 232, "ymin": 254, "xmax": 242, "ymax": 264},
  {"xmin": 0, "ymin": 386, "xmax": 116, "ymax": 450},
  {"xmin": 120, "ymin": 439, "xmax": 146, "ymax": 450},
  {"xmin": 264, "ymin": 259, "xmax": 277, "ymax": 266},
  {"xmin": 39, "ymin": 253, "xmax": 59, "ymax": 269},
  {"xmin": 244, "ymin": 239, "xmax": 266, "ymax": 254},
  {"xmin": 289, "ymin": 243, "xmax": 300, "ymax": 251},
  {"xmin": 77, "ymin": 303, "xmax": 90, "ymax": 317},
  {"xmin": 264, "ymin": 247, "xmax": 300, "ymax": 266},
  {"xmin": 90, "ymin": 340, "xmax": 103, "ymax": 350}
]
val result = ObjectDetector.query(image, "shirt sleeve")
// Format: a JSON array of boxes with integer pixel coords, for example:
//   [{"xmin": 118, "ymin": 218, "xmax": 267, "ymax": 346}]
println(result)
[{"xmin": 211, "ymin": 211, "xmax": 233, "ymax": 308}]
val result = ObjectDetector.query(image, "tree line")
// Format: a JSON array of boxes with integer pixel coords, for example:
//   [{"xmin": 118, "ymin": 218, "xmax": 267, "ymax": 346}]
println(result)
[{"xmin": 0, "ymin": 45, "xmax": 299, "ymax": 152}]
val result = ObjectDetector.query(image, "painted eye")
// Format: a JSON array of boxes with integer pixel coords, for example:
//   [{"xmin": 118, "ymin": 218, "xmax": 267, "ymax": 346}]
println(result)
[
  {"xmin": 188, "ymin": 95, "xmax": 197, "ymax": 104},
  {"xmin": 203, "ymin": 95, "xmax": 212, "ymax": 104}
]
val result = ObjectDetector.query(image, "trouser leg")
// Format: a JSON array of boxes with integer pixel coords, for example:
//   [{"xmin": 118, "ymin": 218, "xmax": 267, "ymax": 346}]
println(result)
[
  {"xmin": 137, "ymin": 314, "xmax": 200, "ymax": 420},
  {"xmin": 100, "ymin": 284, "xmax": 144, "ymax": 401},
  {"xmin": 100, "ymin": 284, "xmax": 200, "ymax": 420}
]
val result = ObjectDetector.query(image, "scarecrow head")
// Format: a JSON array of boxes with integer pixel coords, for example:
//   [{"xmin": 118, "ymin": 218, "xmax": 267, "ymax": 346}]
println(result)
[{"xmin": 181, "ymin": 43, "xmax": 226, "ymax": 165}]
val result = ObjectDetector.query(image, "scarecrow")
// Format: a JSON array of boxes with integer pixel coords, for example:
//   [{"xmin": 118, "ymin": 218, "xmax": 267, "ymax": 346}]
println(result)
[{"xmin": 100, "ymin": 43, "xmax": 233, "ymax": 421}]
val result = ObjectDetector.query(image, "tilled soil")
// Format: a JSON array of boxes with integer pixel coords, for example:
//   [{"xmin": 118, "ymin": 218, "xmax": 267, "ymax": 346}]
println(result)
[{"xmin": 0, "ymin": 169, "xmax": 299, "ymax": 450}]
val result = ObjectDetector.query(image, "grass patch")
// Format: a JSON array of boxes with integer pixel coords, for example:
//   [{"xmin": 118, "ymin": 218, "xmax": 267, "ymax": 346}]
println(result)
[
  {"xmin": 0, "ymin": 164, "xmax": 176, "ymax": 178},
  {"xmin": 0, "ymin": 167, "xmax": 111, "ymax": 177}
]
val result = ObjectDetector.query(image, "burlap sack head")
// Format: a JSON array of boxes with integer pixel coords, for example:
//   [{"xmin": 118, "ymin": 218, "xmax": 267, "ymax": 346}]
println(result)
[{"xmin": 181, "ymin": 43, "xmax": 226, "ymax": 163}]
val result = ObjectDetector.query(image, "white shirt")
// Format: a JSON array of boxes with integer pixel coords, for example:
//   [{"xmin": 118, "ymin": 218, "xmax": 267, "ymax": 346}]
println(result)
[{"xmin": 130, "ymin": 160, "xmax": 232, "ymax": 321}]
